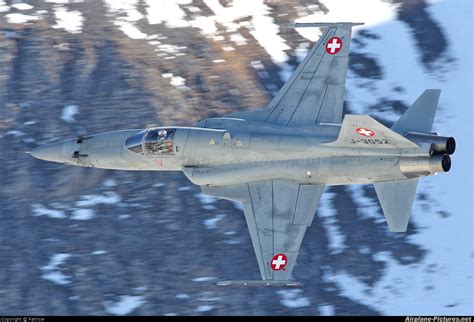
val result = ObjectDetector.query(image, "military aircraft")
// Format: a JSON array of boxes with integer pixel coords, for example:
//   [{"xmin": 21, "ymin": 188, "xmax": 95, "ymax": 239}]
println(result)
[{"xmin": 31, "ymin": 23, "xmax": 455, "ymax": 287}]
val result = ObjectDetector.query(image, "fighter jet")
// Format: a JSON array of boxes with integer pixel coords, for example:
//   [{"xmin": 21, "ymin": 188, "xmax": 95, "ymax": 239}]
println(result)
[{"xmin": 31, "ymin": 23, "xmax": 455, "ymax": 287}]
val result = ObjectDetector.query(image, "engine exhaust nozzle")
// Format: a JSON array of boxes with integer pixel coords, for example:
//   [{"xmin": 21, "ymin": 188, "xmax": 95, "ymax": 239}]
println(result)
[{"xmin": 406, "ymin": 132, "xmax": 456, "ymax": 155}]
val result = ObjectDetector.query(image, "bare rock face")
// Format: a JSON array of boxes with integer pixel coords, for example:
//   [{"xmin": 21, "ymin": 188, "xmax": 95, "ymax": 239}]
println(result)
[{"xmin": 0, "ymin": 0, "xmax": 464, "ymax": 316}]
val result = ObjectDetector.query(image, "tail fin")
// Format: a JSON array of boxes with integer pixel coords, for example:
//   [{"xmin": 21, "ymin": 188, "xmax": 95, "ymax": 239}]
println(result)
[
  {"xmin": 392, "ymin": 89, "xmax": 441, "ymax": 135},
  {"xmin": 374, "ymin": 178, "xmax": 419, "ymax": 232},
  {"xmin": 374, "ymin": 90, "xmax": 440, "ymax": 232}
]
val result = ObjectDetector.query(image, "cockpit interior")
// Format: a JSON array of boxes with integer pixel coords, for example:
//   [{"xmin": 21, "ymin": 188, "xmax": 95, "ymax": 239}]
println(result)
[{"xmin": 125, "ymin": 128, "xmax": 176, "ymax": 155}]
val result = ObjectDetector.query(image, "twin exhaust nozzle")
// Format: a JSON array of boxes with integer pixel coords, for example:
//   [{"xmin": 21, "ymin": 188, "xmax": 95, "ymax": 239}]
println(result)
[{"xmin": 399, "ymin": 132, "xmax": 455, "ymax": 175}]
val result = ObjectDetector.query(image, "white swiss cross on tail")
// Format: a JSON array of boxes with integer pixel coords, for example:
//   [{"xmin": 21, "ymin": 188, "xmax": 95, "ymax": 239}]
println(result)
[
  {"xmin": 325, "ymin": 37, "xmax": 342, "ymax": 54},
  {"xmin": 270, "ymin": 253, "xmax": 287, "ymax": 271},
  {"xmin": 356, "ymin": 127, "xmax": 375, "ymax": 137}
]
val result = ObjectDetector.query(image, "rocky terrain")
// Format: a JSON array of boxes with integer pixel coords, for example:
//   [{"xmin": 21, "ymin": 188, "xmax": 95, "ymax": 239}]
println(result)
[{"xmin": 0, "ymin": 0, "xmax": 472, "ymax": 316}]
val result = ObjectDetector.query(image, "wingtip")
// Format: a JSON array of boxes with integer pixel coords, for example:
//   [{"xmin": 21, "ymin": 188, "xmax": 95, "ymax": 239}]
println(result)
[
  {"xmin": 217, "ymin": 280, "xmax": 301, "ymax": 287},
  {"xmin": 287, "ymin": 22, "xmax": 364, "ymax": 28}
]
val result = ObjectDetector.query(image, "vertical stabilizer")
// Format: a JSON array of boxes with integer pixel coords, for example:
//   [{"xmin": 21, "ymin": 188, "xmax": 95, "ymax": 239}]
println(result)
[{"xmin": 392, "ymin": 89, "xmax": 441, "ymax": 134}]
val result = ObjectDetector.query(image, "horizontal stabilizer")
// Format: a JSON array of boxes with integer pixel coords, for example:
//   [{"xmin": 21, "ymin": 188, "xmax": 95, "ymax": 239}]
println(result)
[
  {"xmin": 374, "ymin": 178, "xmax": 419, "ymax": 232},
  {"xmin": 217, "ymin": 280, "xmax": 301, "ymax": 287},
  {"xmin": 392, "ymin": 89, "xmax": 441, "ymax": 135},
  {"xmin": 326, "ymin": 115, "xmax": 418, "ymax": 149}
]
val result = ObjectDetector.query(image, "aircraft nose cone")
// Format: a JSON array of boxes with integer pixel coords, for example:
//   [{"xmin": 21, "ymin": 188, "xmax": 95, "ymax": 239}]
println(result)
[{"xmin": 31, "ymin": 142, "xmax": 64, "ymax": 163}]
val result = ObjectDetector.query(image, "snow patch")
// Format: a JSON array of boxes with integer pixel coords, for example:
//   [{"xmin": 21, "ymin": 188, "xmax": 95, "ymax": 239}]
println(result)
[
  {"xmin": 117, "ymin": 21, "xmax": 147, "ymax": 39},
  {"xmin": 70, "ymin": 208, "xmax": 95, "ymax": 220},
  {"xmin": 319, "ymin": 304, "xmax": 335, "ymax": 316},
  {"xmin": 103, "ymin": 179, "xmax": 117, "ymax": 187},
  {"xmin": 11, "ymin": 3, "xmax": 33, "ymax": 10},
  {"xmin": 185, "ymin": 5, "xmax": 200, "ymax": 13},
  {"xmin": 6, "ymin": 13, "xmax": 39, "ymax": 23},
  {"xmin": 6, "ymin": 130, "xmax": 25, "ymax": 137},
  {"xmin": 203, "ymin": 214, "xmax": 225, "ymax": 230},
  {"xmin": 250, "ymin": 60, "xmax": 264, "ymax": 70},
  {"xmin": 134, "ymin": 286, "xmax": 147, "ymax": 292},
  {"xmin": 317, "ymin": 192, "xmax": 346, "ymax": 254},
  {"xmin": 231, "ymin": 200, "xmax": 243, "ymax": 210},
  {"xmin": 52, "ymin": 7, "xmax": 83, "ymax": 34},
  {"xmin": 202, "ymin": 205, "xmax": 216, "ymax": 211},
  {"xmin": 103, "ymin": 0, "xmax": 140, "ymax": 19},
  {"xmin": 277, "ymin": 289, "xmax": 311, "ymax": 308},
  {"xmin": 45, "ymin": 0, "xmax": 74, "ymax": 3},
  {"xmin": 222, "ymin": 239, "xmax": 240, "ymax": 245},
  {"xmin": 32, "ymin": 203, "xmax": 66, "ymax": 219},
  {"xmin": 192, "ymin": 276, "xmax": 216, "ymax": 282},
  {"xmin": 104, "ymin": 0, "xmax": 147, "ymax": 39},
  {"xmin": 162, "ymin": 73, "xmax": 189, "ymax": 90},
  {"xmin": 176, "ymin": 293, "xmax": 190, "ymax": 299},
  {"xmin": 195, "ymin": 305, "xmax": 214, "ymax": 313},
  {"xmin": 230, "ymin": 33, "xmax": 247, "ymax": 46},
  {"xmin": 92, "ymin": 250, "xmax": 107, "ymax": 255},
  {"xmin": 195, "ymin": 193, "xmax": 217, "ymax": 205},
  {"xmin": 75, "ymin": 191, "xmax": 121, "ymax": 207},
  {"xmin": 60, "ymin": 105, "xmax": 79, "ymax": 123},
  {"xmin": 0, "ymin": 0, "xmax": 9, "ymax": 13},
  {"xmin": 104, "ymin": 295, "xmax": 145, "ymax": 316},
  {"xmin": 145, "ymin": 0, "xmax": 191, "ymax": 28},
  {"xmin": 170, "ymin": 76, "xmax": 187, "ymax": 89},
  {"xmin": 42, "ymin": 254, "xmax": 71, "ymax": 271},
  {"xmin": 41, "ymin": 254, "xmax": 71, "ymax": 285},
  {"xmin": 345, "ymin": 185, "xmax": 383, "ymax": 221},
  {"xmin": 41, "ymin": 271, "xmax": 70, "ymax": 285}
]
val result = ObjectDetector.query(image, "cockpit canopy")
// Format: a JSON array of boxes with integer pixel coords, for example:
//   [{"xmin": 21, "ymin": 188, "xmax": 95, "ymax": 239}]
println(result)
[
  {"xmin": 125, "ymin": 130, "xmax": 146, "ymax": 153},
  {"xmin": 125, "ymin": 128, "xmax": 176, "ymax": 155}
]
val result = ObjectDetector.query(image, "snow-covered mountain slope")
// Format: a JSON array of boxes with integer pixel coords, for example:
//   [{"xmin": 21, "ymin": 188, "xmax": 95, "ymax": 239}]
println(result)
[{"xmin": 0, "ymin": 0, "xmax": 472, "ymax": 316}]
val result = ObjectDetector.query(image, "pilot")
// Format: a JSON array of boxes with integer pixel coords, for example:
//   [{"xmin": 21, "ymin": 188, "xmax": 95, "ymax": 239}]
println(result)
[{"xmin": 158, "ymin": 129, "xmax": 167, "ymax": 139}]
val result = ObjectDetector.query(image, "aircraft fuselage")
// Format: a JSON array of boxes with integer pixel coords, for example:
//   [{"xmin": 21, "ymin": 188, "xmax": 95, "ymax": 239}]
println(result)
[{"xmin": 31, "ymin": 118, "xmax": 450, "ymax": 187}]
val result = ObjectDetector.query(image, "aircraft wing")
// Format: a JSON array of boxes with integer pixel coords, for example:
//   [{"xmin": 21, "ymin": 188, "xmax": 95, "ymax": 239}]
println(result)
[
  {"xmin": 226, "ymin": 22, "xmax": 362, "ymax": 126},
  {"xmin": 202, "ymin": 180, "xmax": 325, "ymax": 282}
]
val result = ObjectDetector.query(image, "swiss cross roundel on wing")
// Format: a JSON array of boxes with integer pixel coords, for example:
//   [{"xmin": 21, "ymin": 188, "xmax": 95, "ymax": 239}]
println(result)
[
  {"xmin": 325, "ymin": 37, "xmax": 343, "ymax": 54},
  {"xmin": 270, "ymin": 253, "xmax": 288, "ymax": 271},
  {"xmin": 356, "ymin": 127, "xmax": 375, "ymax": 137}
]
